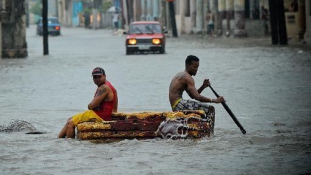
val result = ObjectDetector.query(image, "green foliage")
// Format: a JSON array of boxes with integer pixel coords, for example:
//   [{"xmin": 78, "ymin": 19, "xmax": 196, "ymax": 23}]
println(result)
[
  {"xmin": 29, "ymin": 1, "xmax": 42, "ymax": 16},
  {"xmin": 101, "ymin": 1, "xmax": 113, "ymax": 12},
  {"xmin": 83, "ymin": 8, "xmax": 92, "ymax": 14}
]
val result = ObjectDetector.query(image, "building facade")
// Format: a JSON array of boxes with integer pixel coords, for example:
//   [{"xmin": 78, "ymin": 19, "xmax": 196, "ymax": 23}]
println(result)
[{"xmin": 1, "ymin": 0, "xmax": 310, "ymax": 58}]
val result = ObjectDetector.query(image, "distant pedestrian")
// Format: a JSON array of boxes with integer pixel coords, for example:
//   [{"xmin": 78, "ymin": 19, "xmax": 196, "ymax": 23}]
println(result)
[
  {"xmin": 112, "ymin": 12, "xmax": 119, "ymax": 31},
  {"xmin": 83, "ymin": 11, "xmax": 90, "ymax": 29},
  {"xmin": 206, "ymin": 10, "xmax": 215, "ymax": 37},
  {"xmin": 261, "ymin": 6, "xmax": 269, "ymax": 35}
]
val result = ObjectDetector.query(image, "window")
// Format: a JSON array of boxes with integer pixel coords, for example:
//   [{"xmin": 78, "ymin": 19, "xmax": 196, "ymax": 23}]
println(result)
[{"xmin": 130, "ymin": 24, "xmax": 162, "ymax": 34}]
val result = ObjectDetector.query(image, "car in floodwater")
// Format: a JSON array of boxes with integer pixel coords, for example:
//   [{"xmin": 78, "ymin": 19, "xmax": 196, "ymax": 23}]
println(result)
[
  {"xmin": 124, "ymin": 21, "xmax": 167, "ymax": 55},
  {"xmin": 36, "ymin": 17, "xmax": 61, "ymax": 36}
]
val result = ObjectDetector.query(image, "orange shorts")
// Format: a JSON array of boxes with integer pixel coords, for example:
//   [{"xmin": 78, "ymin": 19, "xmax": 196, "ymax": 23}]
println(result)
[{"xmin": 72, "ymin": 110, "xmax": 103, "ymax": 126}]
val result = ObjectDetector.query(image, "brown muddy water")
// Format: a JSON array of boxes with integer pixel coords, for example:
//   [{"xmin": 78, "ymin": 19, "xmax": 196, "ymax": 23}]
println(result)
[{"xmin": 0, "ymin": 26, "xmax": 310, "ymax": 175}]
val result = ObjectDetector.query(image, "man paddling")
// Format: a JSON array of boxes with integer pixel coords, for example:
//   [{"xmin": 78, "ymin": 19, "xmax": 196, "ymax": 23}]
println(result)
[
  {"xmin": 58, "ymin": 67, "xmax": 118, "ymax": 138},
  {"xmin": 169, "ymin": 55, "xmax": 225, "ymax": 120}
]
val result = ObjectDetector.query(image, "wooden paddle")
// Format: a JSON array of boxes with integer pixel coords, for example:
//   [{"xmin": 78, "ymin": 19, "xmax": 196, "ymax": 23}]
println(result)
[{"xmin": 210, "ymin": 85, "xmax": 246, "ymax": 134}]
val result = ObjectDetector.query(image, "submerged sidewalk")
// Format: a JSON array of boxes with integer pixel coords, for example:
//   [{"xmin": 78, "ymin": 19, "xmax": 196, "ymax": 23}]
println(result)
[{"xmin": 171, "ymin": 34, "xmax": 311, "ymax": 51}]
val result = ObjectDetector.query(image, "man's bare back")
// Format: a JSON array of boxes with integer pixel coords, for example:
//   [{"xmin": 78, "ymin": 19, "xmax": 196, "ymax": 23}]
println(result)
[{"xmin": 169, "ymin": 71, "xmax": 191, "ymax": 106}]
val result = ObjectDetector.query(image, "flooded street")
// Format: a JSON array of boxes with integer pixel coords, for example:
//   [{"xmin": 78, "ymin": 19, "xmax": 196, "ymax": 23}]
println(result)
[{"xmin": 0, "ymin": 25, "xmax": 311, "ymax": 175}]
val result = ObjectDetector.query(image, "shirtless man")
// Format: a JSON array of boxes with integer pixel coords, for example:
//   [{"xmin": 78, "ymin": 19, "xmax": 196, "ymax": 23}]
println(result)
[
  {"xmin": 169, "ymin": 55, "xmax": 225, "ymax": 119},
  {"xmin": 58, "ymin": 67, "xmax": 118, "ymax": 138}
]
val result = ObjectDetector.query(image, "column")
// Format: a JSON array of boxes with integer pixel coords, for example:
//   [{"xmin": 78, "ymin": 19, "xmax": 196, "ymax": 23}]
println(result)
[
  {"xmin": 210, "ymin": 0, "xmax": 218, "ymax": 35},
  {"xmin": 153, "ymin": 0, "xmax": 159, "ymax": 21},
  {"xmin": 180, "ymin": 0, "xmax": 185, "ymax": 34},
  {"xmin": 146, "ymin": 0, "xmax": 152, "ymax": 21},
  {"xmin": 140, "ymin": 0, "xmax": 145, "ymax": 20},
  {"xmin": 0, "ymin": 19, "xmax": 2, "ymax": 58},
  {"xmin": 203, "ymin": 0, "xmax": 208, "ymax": 33},
  {"xmin": 134, "ymin": 0, "xmax": 141, "ymax": 21},
  {"xmin": 1, "ymin": 0, "xmax": 28, "ymax": 58},
  {"xmin": 218, "ymin": 0, "xmax": 225, "ymax": 35},
  {"xmin": 195, "ymin": 0, "xmax": 203, "ymax": 33},
  {"xmin": 305, "ymin": 0, "xmax": 311, "ymax": 42},
  {"xmin": 234, "ymin": 0, "xmax": 247, "ymax": 37},
  {"xmin": 298, "ymin": 0, "xmax": 306, "ymax": 40},
  {"xmin": 190, "ymin": 0, "xmax": 196, "ymax": 30},
  {"xmin": 159, "ymin": 0, "xmax": 166, "ymax": 26},
  {"xmin": 0, "ymin": 0, "xmax": 3, "ymax": 58},
  {"xmin": 225, "ymin": 0, "xmax": 233, "ymax": 36},
  {"xmin": 249, "ymin": 0, "xmax": 254, "ymax": 19}
]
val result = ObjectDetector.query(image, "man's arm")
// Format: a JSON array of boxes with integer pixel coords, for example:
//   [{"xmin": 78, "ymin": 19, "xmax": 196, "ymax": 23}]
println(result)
[
  {"xmin": 188, "ymin": 78, "xmax": 225, "ymax": 103},
  {"xmin": 186, "ymin": 77, "xmax": 212, "ymax": 102},
  {"xmin": 88, "ymin": 85, "xmax": 109, "ymax": 110},
  {"xmin": 197, "ymin": 79, "xmax": 210, "ymax": 94}
]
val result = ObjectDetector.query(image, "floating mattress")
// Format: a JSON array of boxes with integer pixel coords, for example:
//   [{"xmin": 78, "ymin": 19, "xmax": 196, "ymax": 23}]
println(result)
[{"xmin": 77, "ymin": 110, "xmax": 214, "ymax": 143}]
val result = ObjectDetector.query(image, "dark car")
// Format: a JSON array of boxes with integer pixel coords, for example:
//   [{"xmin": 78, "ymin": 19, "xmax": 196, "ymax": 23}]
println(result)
[
  {"xmin": 36, "ymin": 17, "xmax": 61, "ymax": 36},
  {"xmin": 124, "ymin": 21, "xmax": 167, "ymax": 55}
]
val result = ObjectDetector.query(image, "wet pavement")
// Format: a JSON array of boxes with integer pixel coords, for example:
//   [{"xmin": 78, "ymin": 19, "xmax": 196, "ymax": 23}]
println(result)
[{"xmin": 0, "ymin": 25, "xmax": 310, "ymax": 175}]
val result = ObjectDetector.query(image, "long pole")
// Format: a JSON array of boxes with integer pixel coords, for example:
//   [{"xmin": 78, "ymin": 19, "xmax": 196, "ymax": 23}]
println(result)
[{"xmin": 210, "ymin": 86, "xmax": 246, "ymax": 134}]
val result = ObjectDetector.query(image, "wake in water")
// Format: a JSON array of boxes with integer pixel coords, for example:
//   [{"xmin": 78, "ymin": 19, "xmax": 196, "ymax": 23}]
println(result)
[{"xmin": 0, "ymin": 120, "xmax": 37, "ymax": 133}]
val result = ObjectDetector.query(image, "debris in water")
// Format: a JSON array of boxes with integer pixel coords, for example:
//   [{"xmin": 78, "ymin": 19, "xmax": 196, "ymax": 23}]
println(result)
[
  {"xmin": 0, "ymin": 120, "xmax": 44, "ymax": 134},
  {"xmin": 156, "ymin": 118, "xmax": 189, "ymax": 139}
]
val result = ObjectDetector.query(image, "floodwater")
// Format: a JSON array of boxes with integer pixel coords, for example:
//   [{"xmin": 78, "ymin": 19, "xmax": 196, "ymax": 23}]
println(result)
[{"xmin": 0, "ymin": 26, "xmax": 310, "ymax": 175}]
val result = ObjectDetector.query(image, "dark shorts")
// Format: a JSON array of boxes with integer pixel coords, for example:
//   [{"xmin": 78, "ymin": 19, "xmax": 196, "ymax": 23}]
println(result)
[
  {"xmin": 207, "ymin": 24, "xmax": 214, "ymax": 34},
  {"xmin": 114, "ymin": 21, "xmax": 118, "ymax": 29},
  {"xmin": 172, "ymin": 99, "xmax": 213, "ymax": 117}
]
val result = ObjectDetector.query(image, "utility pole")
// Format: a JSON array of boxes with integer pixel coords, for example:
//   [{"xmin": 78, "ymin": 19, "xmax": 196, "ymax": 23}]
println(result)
[
  {"xmin": 268, "ymin": 0, "xmax": 287, "ymax": 45},
  {"xmin": 276, "ymin": 0, "xmax": 287, "ymax": 45},
  {"xmin": 168, "ymin": 0, "xmax": 177, "ymax": 37},
  {"xmin": 42, "ymin": 0, "xmax": 49, "ymax": 55},
  {"xmin": 126, "ymin": 0, "xmax": 130, "ymax": 26},
  {"xmin": 269, "ymin": 0, "xmax": 278, "ymax": 44}
]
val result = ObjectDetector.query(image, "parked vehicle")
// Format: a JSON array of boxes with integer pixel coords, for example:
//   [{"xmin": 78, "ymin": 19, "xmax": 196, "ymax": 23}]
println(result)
[
  {"xmin": 36, "ymin": 17, "xmax": 61, "ymax": 36},
  {"xmin": 124, "ymin": 21, "xmax": 167, "ymax": 55}
]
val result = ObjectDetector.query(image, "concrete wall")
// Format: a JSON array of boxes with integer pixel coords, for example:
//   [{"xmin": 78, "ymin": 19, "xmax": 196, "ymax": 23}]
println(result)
[
  {"xmin": 245, "ymin": 19, "xmax": 265, "ymax": 37},
  {"xmin": 184, "ymin": 17, "xmax": 192, "ymax": 34}
]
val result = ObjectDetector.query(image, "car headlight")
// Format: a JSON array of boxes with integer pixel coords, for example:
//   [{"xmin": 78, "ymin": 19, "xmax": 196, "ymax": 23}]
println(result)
[
  {"xmin": 152, "ymin": 39, "xmax": 161, "ymax": 45},
  {"xmin": 128, "ymin": 39, "xmax": 137, "ymax": 45}
]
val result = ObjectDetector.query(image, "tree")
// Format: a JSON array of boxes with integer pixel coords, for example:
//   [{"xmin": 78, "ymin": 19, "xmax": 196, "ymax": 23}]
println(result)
[{"xmin": 29, "ymin": 1, "xmax": 42, "ymax": 16}]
